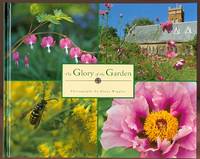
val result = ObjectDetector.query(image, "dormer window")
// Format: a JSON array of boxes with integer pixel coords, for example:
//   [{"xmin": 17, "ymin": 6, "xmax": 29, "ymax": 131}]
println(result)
[{"xmin": 185, "ymin": 27, "xmax": 192, "ymax": 34}]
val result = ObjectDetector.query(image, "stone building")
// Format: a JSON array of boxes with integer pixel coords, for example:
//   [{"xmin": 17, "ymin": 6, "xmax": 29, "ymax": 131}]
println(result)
[{"xmin": 125, "ymin": 5, "xmax": 197, "ymax": 55}]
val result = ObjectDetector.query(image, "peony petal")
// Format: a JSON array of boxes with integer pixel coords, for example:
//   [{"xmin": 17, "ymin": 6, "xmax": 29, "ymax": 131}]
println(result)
[
  {"xmin": 176, "ymin": 147, "xmax": 196, "ymax": 158},
  {"xmin": 100, "ymin": 131, "xmax": 132, "ymax": 149},
  {"xmin": 177, "ymin": 131, "xmax": 196, "ymax": 150}
]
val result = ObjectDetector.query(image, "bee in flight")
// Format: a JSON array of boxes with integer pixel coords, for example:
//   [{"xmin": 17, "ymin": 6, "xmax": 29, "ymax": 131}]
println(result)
[{"xmin": 30, "ymin": 98, "xmax": 58, "ymax": 129}]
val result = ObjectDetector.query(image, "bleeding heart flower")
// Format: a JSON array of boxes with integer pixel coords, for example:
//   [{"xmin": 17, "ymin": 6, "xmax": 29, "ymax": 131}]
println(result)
[
  {"xmin": 101, "ymin": 82, "xmax": 196, "ymax": 158},
  {"xmin": 80, "ymin": 54, "xmax": 97, "ymax": 64},
  {"xmin": 80, "ymin": 53, "xmax": 92, "ymax": 64},
  {"xmin": 99, "ymin": 10, "xmax": 108, "ymax": 16},
  {"xmin": 70, "ymin": 47, "xmax": 82, "ymax": 64},
  {"xmin": 59, "ymin": 38, "xmax": 72, "ymax": 55},
  {"xmin": 91, "ymin": 55, "xmax": 97, "ymax": 64},
  {"xmin": 104, "ymin": 3, "xmax": 112, "ymax": 9},
  {"xmin": 23, "ymin": 34, "xmax": 37, "ymax": 49},
  {"xmin": 165, "ymin": 51, "xmax": 177, "ymax": 58},
  {"xmin": 24, "ymin": 55, "xmax": 29, "ymax": 68},
  {"xmin": 41, "ymin": 36, "xmax": 55, "ymax": 53},
  {"xmin": 12, "ymin": 51, "xmax": 20, "ymax": 67}
]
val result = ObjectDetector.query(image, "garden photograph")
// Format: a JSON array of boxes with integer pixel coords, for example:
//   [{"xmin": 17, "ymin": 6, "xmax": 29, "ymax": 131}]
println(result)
[
  {"xmin": 98, "ymin": 3, "xmax": 197, "ymax": 81},
  {"xmin": 5, "ymin": 81, "xmax": 97, "ymax": 157},
  {"xmin": 6, "ymin": 3, "xmax": 98, "ymax": 80}
]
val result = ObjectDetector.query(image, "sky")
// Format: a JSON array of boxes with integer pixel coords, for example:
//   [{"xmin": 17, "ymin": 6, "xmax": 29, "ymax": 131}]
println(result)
[{"xmin": 99, "ymin": 3, "xmax": 197, "ymax": 38}]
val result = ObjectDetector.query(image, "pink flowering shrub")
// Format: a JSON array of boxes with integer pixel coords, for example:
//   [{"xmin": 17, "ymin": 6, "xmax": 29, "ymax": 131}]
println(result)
[
  {"xmin": 173, "ymin": 59, "xmax": 185, "ymax": 70},
  {"xmin": 101, "ymin": 82, "xmax": 196, "ymax": 158},
  {"xmin": 160, "ymin": 21, "xmax": 173, "ymax": 33}
]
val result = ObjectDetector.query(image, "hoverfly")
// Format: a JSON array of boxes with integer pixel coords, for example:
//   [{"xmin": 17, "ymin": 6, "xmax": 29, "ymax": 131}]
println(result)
[
  {"xmin": 29, "ymin": 97, "xmax": 58, "ymax": 129},
  {"xmin": 20, "ymin": 82, "xmax": 58, "ymax": 129}
]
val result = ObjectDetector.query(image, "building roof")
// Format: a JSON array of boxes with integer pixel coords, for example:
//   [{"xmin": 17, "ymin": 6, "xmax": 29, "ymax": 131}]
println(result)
[{"xmin": 125, "ymin": 21, "xmax": 197, "ymax": 44}]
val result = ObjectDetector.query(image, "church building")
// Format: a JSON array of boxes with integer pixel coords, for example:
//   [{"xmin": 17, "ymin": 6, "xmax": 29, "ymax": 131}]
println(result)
[{"xmin": 125, "ymin": 5, "xmax": 197, "ymax": 55}]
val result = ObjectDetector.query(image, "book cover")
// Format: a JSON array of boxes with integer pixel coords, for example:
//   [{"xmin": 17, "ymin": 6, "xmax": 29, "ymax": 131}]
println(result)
[{"xmin": 3, "ymin": 2, "xmax": 197, "ymax": 158}]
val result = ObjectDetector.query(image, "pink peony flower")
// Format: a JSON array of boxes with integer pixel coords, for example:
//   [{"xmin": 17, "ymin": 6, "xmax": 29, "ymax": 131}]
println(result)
[
  {"xmin": 104, "ymin": 3, "xmax": 112, "ymax": 9},
  {"xmin": 69, "ymin": 47, "xmax": 82, "ymax": 63},
  {"xmin": 12, "ymin": 51, "xmax": 20, "ymax": 67},
  {"xmin": 80, "ymin": 53, "xmax": 97, "ymax": 64},
  {"xmin": 23, "ymin": 34, "xmax": 37, "ymax": 49},
  {"xmin": 59, "ymin": 38, "xmax": 72, "ymax": 55},
  {"xmin": 160, "ymin": 21, "xmax": 173, "ymax": 33},
  {"xmin": 101, "ymin": 82, "xmax": 196, "ymax": 158},
  {"xmin": 24, "ymin": 55, "xmax": 29, "ymax": 68},
  {"xmin": 41, "ymin": 36, "xmax": 55, "ymax": 53},
  {"xmin": 165, "ymin": 51, "xmax": 177, "ymax": 58},
  {"xmin": 99, "ymin": 10, "xmax": 108, "ymax": 16}
]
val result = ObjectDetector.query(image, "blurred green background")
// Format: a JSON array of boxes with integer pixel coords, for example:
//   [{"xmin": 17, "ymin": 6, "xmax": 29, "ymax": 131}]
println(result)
[{"xmin": 5, "ymin": 3, "xmax": 98, "ymax": 80}]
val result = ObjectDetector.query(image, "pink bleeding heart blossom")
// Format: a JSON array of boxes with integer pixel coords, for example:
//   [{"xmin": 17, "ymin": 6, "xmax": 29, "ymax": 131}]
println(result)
[
  {"xmin": 91, "ymin": 55, "xmax": 97, "ymax": 64},
  {"xmin": 24, "ymin": 55, "xmax": 29, "ymax": 68},
  {"xmin": 160, "ymin": 21, "xmax": 173, "ymax": 33},
  {"xmin": 104, "ymin": 3, "xmax": 112, "ymax": 9},
  {"xmin": 80, "ymin": 53, "xmax": 97, "ymax": 64},
  {"xmin": 99, "ymin": 10, "xmax": 108, "ymax": 16},
  {"xmin": 70, "ymin": 47, "xmax": 82, "ymax": 63},
  {"xmin": 165, "ymin": 50, "xmax": 177, "ymax": 58},
  {"xmin": 41, "ymin": 36, "xmax": 55, "ymax": 53},
  {"xmin": 59, "ymin": 38, "xmax": 72, "ymax": 55},
  {"xmin": 101, "ymin": 82, "xmax": 196, "ymax": 158},
  {"xmin": 12, "ymin": 51, "xmax": 20, "ymax": 67},
  {"xmin": 23, "ymin": 34, "xmax": 37, "ymax": 49}
]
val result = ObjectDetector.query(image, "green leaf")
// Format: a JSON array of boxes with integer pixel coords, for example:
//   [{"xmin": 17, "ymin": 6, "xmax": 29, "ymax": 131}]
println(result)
[
  {"xmin": 101, "ymin": 147, "xmax": 140, "ymax": 158},
  {"xmin": 30, "ymin": 4, "xmax": 44, "ymax": 15},
  {"xmin": 36, "ymin": 13, "xmax": 60, "ymax": 24},
  {"xmin": 54, "ymin": 9, "xmax": 74, "ymax": 23}
]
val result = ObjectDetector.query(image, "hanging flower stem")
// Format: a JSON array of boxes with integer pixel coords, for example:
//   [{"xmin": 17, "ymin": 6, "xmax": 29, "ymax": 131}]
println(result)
[{"xmin": 7, "ymin": 21, "xmax": 95, "ymax": 59}]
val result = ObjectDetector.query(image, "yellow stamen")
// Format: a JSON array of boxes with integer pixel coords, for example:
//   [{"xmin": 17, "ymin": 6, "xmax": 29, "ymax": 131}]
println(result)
[{"xmin": 144, "ymin": 110, "xmax": 178, "ymax": 142}]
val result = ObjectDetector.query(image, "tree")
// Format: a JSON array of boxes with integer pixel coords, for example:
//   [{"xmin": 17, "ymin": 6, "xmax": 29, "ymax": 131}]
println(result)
[
  {"xmin": 124, "ymin": 18, "xmax": 154, "ymax": 35},
  {"xmin": 100, "ymin": 26, "xmax": 119, "ymax": 40}
]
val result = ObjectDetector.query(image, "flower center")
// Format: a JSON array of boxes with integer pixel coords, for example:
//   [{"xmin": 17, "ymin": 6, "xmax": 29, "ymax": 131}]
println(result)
[{"xmin": 144, "ymin": 110, "xmax": 178, "ymax": 142}]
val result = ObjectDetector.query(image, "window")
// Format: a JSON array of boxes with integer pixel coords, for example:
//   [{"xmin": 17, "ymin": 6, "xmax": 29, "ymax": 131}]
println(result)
[{"xmin": 185, "ymin": 27, "xmax": 192, "ymax": 34}]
